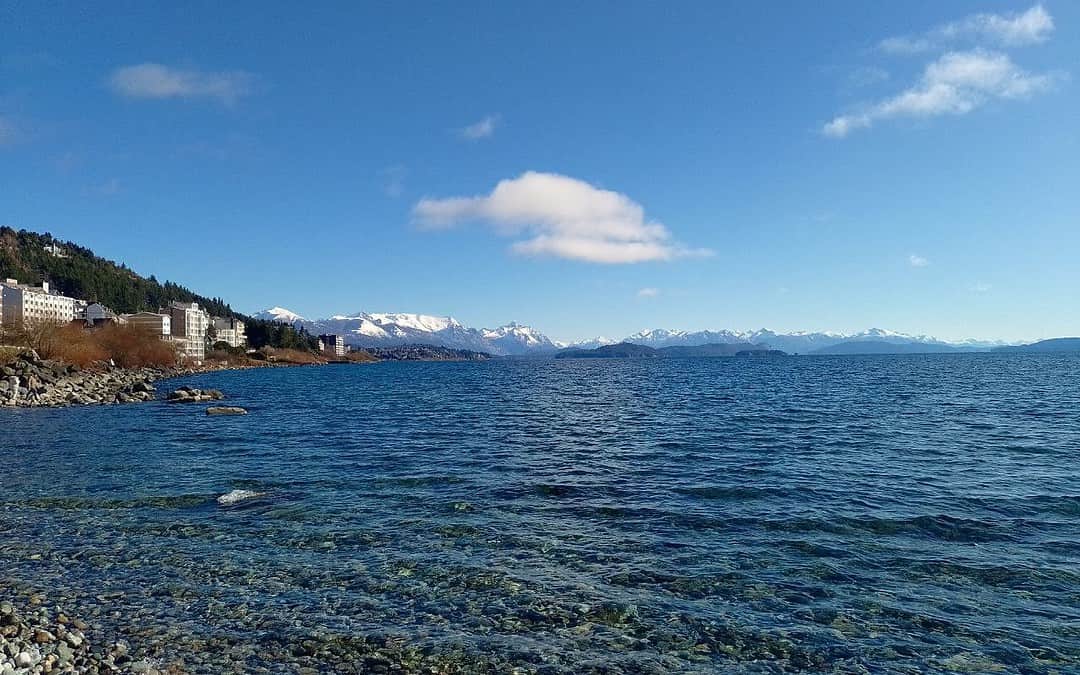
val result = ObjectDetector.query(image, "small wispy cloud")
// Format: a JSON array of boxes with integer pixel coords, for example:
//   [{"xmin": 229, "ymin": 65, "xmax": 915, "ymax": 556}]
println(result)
[
  {"xmin": 413, "ymin": 171, "xmax": 712, "ymax": 264},
  {"xmin": 0, "ymin": 116, "xmax": 15, "ymax": 145},
  {"xmin": 969, "ymin": 282, "xmax": 993, "ymax": 293},
  {"xmin": 824, "ymin": 49, "xmax": 1057, "ymax": 138},
  {"xmin": 108, "ymin": 63, "xmax": 253, "ymax": 104},
  {"xmin": 880, "ymin": 4, "xmax": 1054, "ymax": 54},
  {"xmin": 849, "ymin": 66, "xmax": 890, "ymax": 87},
  {"xmin": 2, "ymin": 52, "xmax": 58, "ymax": 70},
  {"xmin": 379, "ymin": 165, "xmax": 407, "ymax": 198},
  {"xmin": 459, "ymin": 114, "xmax": 499, "ymax": 140},
  {"xmin": 909, "ymin": 254, "xmax": 930, "ymax": 268},
  {"xmin": 53, "ymin": 152, "xmax": 80, "ymax": 173},
  {"xmin": 637, "ymin": 287, "xmax": 660, "ymax": 299},
  {"xmin": 83, "ymin": 178, "xmax": 122, "ymax": 197}
]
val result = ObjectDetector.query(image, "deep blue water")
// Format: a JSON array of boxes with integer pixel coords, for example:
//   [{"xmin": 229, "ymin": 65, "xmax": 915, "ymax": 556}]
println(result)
[{"xmin": 2, "ymin": 354, "xmax": 1079, "ymax": 673}]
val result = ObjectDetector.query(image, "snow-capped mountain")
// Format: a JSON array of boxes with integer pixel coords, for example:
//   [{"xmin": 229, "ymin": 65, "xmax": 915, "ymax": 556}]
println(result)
[
  {"xmin": 740, "ymin": 329, "xmax": 846, "ymax": 354},
  {"xmin": 624, "ymin": 327, "xmax": 999, "ymax": 354},
  {"xmin": 626, "ymin": 328, "xmax": 750, "ymax": 347},
  {"xmin": 564, "ymin": 336, "xmax": 618, "ymax": 350},
  {"xmin": 307, "ymin": 312, "xmax": 494, "ymax": 353},
  {"xmin": 256, "ymin": 309, "xmax": 554, "ymax": 356},
  {"xmin": 253, "ymin": 306, "xmax": 305, "ymax": 323},
  {"xmin": 482, "ymin": 322, "xmax": 560, "ymax": 354},
  {"xmin": 254, "ymin": 306, "xmax": 1006, "ymax": 356}
]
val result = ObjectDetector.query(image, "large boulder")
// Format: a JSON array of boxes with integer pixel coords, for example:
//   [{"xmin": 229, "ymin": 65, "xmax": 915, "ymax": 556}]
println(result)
[
  {"xmin": 167, "ymin": 387, "xmax": 225, "ymax": 403},
  {"xmin": 206, "ymin": 406, "xmax": 247, "ymax": 416}
]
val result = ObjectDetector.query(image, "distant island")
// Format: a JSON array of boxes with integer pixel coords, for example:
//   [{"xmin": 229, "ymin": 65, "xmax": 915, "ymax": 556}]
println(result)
[
  {"xmin": 993, "ymin": 338, "xmax": 1080, "ymax": 353},
  {"xmin": 555, "ymin": 342, "xmax": 787, "ymax": 359},
  {"xmin": 808, "ymin": 340, "xmax": 961, "ymax": 355},
  {"xmin": 363, "ymin": 344, "xmax": 490, "ymax": 361}
]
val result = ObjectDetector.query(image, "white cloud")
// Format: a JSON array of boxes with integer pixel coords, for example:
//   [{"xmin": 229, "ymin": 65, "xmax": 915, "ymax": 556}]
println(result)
[
  {"xmin": 413, "ymin": 171, "xmax": 711, "ymax": 264},
  {"xmin": 637, "ymin": 287, "xmax": 660, "ymax": 299},
  {"xmin": 824, "ymin": 50, "xmax": 1056, "ymax": 137},
  {"xmin": 969, "ymin": 282, "xmax": 993, "ymax": 293},
  {"xmin": 108, "ymin": 63, "xmax": 253, "ymax": 103},
  {"xmin": 909, "ymin": 254, "xmax": 930, "ymax": 268},
  {"xmin": 880, "ymin": 4, "xmax": 1054, "ymax": 54},
  {"xmin": 459, "ymin": 114, "xmax": 499, "ymax": 140},
  {"xmin": 380, "ymin": 165, "xmax": 407, "ymax": 198}
]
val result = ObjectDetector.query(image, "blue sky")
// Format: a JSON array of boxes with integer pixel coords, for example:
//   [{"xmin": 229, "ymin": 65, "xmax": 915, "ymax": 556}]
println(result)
[{"xmin": 2, "ymin": 1, "xmax": 1077, "ymax": 342}]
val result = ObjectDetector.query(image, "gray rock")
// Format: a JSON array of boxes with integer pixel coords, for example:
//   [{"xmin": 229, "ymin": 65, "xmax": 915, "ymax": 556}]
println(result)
[
  {"xmin": 56, "ymin": 642, "xmax": 74, "ymax": 663},
  {"xmin": 206, "ymin": 406, "xmax": 247, "ymax": 416}
]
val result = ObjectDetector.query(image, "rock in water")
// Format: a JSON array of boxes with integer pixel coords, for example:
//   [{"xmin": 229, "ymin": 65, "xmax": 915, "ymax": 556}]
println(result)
[
  {"xmin": 206, "ymin": 406, "xmax": 247, "ymax": 416},
  {"xmin": 168, "ymin": 387, "xmax": 227, "ymax": 403},
  {"xmin": 216, "ymin": 489, "xmax": 263, "ymax": 505}
]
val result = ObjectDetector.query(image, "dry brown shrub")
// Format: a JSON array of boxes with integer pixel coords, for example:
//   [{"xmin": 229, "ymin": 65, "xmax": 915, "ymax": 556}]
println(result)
[
  {"xmin": 4, "ymin": 320, "xmax": 68, "ymax": 359},
  {"xmin": 0, "ymin": 321, "xmax": 178, "ymax": 368},
  {"xmin": 343, "ymin": 349, "xmax": 378, "ymax": 363},
  {"xmin": 52, "ymin": 325, "xmax": 108, "ymax": 367},
  {"xmin": 206, "ymin": 349, "xmax": 247, "ymax": 365},
  {"xmin": 0, "ymin": 346, "xmax": 20, "ymax": 366},
  {"xmin": 94, "ymin": 324, "xmax": 178, "ymax": 368},
  {"xmin": 263, "ymin": 347, "xmax": 321, "ymax": 365}
]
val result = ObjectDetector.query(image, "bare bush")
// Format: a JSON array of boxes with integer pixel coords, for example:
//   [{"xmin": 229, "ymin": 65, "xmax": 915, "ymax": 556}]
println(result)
[{"xmin": 94, "ymin": 324, "xmax": 179, "ymax": 368}]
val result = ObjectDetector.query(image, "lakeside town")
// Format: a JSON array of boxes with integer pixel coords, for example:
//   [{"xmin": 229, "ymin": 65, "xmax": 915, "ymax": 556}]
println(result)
[
  {"xmin": 0, "ymin": 232, "xmax": 493, "ymax": 410},
  {"xmin": 0, "ymin": 276, "xmax": 348, "ymax": 362},
  {"xmin": 0, "ymin": 234, "xmax": 371, "ymax": 409}
]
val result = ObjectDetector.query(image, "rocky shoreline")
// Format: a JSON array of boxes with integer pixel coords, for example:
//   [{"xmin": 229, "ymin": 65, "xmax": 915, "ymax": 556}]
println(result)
[
  {"xmin": 0, "ymin": 347, "xmax": 489, "ymax": 409},
  {"xmin": 0, "ymin": 352, "xmax": 166, "ymax": 408},
  {"xmin": 0, "ymin": 351, "xmax": 294, "ymax": 409},
  {"xmin": 0, "ymin": 598, "xmax": 144, "ymax": 675}
]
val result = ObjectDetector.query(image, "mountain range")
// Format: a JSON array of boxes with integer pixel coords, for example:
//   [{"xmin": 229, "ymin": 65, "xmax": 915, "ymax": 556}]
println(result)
[{"xmin": 253, "ymin": 307, "xmax": 1013, "ymax": 356}]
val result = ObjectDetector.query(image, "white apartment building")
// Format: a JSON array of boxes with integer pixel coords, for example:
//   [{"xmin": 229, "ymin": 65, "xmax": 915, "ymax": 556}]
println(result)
[
  {"xmin": 319, "ymin": 334, "xmax": 346, "ymax": 357},
  {"xmin": 0, "ymin": 279, "xmax": 77, "ymax": 328},
  {"xmin": 164, "ymin": 301, "xmax": 210, "ymax": 360},
  {"xmin": 211, "ymin": 317, "xmax": 247, "ymax": 348},
  {"xmin": 121, "ymin": 311, "xmax": 172, "ymax": 338}
]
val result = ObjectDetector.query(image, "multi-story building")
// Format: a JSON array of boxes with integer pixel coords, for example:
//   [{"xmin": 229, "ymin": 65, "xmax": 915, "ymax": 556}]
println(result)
[
  {"xmin": 122, "ymin": 311, "xmax": 172, "ymax": 338},
  {"xmin": 164, "ymin": 301, "xmax": 210, "ymax": 360},
  {"xmin": 81, "ymin": 303, "xmax": 123, "ymax": 327},
  {"xmin": 211, "ymin": 317, "xmax": 247, "ymax": 348},
  {"xmin": 319, "ymin": 334, "xmax": 346, "ymax": 356},
  {"xmin": 0, "ymin": 279, "xmax": 77, "ymax": 328}
]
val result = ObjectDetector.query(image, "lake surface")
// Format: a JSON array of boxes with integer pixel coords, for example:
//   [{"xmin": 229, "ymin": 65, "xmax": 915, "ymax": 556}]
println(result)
[{"xmin": 2, "ymin": 354, "xmax": 1078, "ymax": 673}]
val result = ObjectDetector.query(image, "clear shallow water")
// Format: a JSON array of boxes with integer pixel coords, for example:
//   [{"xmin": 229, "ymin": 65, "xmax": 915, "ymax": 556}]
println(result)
[{"xmin": 1, "ymin": 354, "xmax": 1079, "ymax": 673}]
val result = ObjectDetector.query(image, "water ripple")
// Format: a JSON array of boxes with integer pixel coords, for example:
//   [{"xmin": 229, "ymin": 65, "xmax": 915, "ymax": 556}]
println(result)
[{"xmin": 1, "ymin": 353, "xmax": 1079, "ymax": 672}]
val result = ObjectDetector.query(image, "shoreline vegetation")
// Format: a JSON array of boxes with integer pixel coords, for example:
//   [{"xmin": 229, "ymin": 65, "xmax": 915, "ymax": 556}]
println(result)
[{"xmin": 0, "ymin": 329, "xmax": 489, "ymax": 409}]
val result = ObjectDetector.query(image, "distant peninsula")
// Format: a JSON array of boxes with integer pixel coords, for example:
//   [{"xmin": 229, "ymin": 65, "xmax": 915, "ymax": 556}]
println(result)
[
  {"xmin": 993, "ymin": 337, "xmax": 1080, "ymax": 353},
  {"xmin": 555, "ymin": 342, "xmax": 786, "ymax": 359},
  {"xmin": 808, "ymin": 340, "xmax": 961, "ymax": 355}
]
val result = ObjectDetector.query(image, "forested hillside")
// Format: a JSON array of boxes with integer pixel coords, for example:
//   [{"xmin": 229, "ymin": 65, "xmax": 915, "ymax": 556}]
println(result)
[{"xmin": 0, "ymin": 227, "xmax": 315, "ymax": 349}]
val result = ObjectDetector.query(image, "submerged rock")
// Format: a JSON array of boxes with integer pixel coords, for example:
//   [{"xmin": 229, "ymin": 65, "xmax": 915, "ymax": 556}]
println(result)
[
  {"xmin": 206, "ymin": 406, "xmax": 247, "ymax": 416},
  {"xmin": 217, "ymin": 489, "xmax": 263, "ymax": 505}
]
